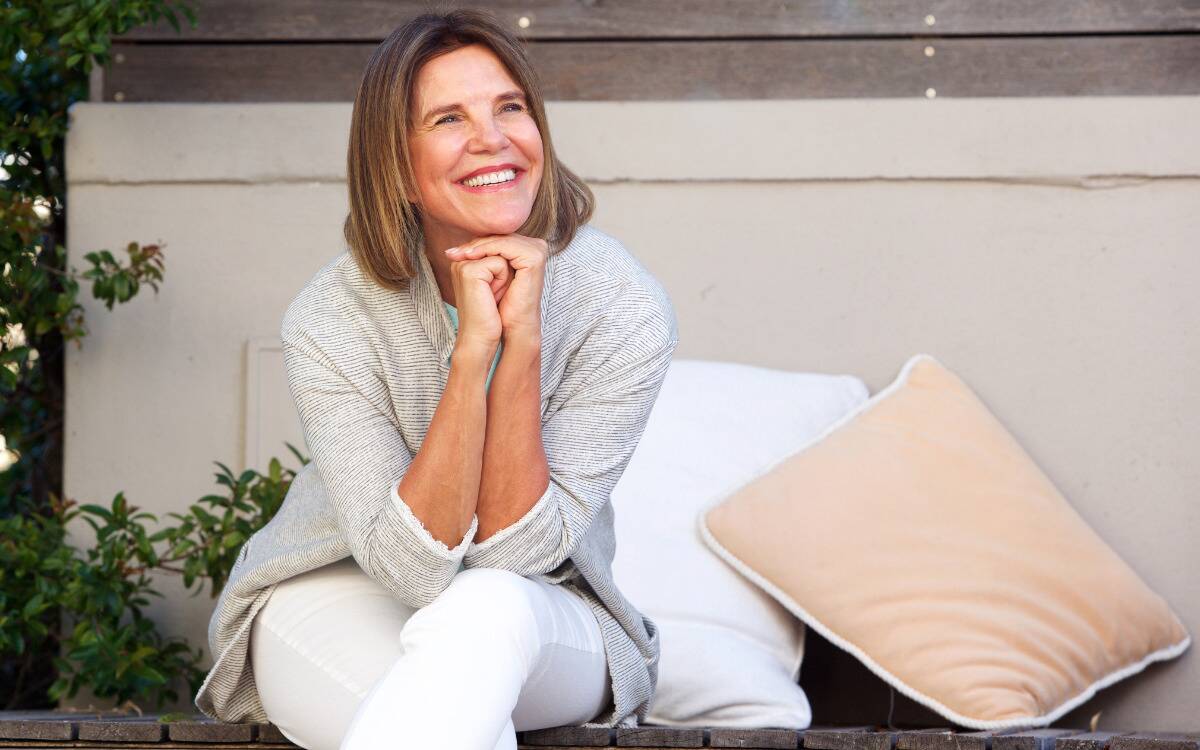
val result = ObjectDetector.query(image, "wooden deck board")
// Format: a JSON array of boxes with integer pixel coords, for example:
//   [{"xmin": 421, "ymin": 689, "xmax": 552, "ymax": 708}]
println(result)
[{"xmin": 0, "ymin": 714, "xmax": 1195, "ymax": 750}]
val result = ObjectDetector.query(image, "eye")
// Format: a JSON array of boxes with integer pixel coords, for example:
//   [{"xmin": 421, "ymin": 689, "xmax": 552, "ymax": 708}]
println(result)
[{"xmin": 435, "ymin": 102, "xmax": 525, "ymax": 126}]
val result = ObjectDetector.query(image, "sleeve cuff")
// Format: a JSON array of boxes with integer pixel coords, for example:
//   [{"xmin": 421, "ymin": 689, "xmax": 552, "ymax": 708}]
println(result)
[
  {"xmin": 391, "ymin": 478, "xmax": 478, "ymax": 562},
  {"xmin": 463, "ymin": 478, "xmax": 560, "ymax": 570}
]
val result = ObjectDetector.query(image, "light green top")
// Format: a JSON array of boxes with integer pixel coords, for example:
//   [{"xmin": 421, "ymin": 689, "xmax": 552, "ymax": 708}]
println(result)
[{"xmin": 444, "ymin": 302, "xmax": 501, "ymax": 390}]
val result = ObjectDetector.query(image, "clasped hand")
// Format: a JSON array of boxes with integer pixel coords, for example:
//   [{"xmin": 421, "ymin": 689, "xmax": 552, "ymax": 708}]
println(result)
[{"xmin": 444, "ymin": 233, "xmax": 546, "ymax": 351}]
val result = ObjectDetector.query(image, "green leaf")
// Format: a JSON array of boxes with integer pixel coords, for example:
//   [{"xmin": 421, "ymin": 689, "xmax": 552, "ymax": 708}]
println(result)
[
  {"xmin": 168, "ymin": 540, "xmax": 194, "ymax": 557},
  {"xmin": 130, "ymin": 645, "xmax": 156, "ymax": 662},
  {"xmin": 80, "ymin": 504, "xmax": 114, "ymax": 521},
  {"xmin": 22, "ymin": 594, "xmax": 46, "ymax": 618},
  {"xmin": 133, "ymin": 664, "xmax": 167, "ymax": 683},
  {"xmin": 285, "ymin": 442, "xmax": 309, "ymax": 466}
]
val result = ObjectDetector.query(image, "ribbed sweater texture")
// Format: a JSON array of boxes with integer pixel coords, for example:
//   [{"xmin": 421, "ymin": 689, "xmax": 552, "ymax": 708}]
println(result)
[{"xmin": 193, "ymin": 223, "xmax": 679, "ymax": 728}]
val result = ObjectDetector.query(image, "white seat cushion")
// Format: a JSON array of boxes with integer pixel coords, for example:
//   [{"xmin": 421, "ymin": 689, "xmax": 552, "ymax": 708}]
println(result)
[{"xmin": 611, "ymin": 357, "xmax": 870, "ymax": 727}]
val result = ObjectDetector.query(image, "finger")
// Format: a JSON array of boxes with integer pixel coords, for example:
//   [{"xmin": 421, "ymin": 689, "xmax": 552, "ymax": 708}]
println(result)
[
  {"xmin": 479, "ymin": 255, "xmax": 512, "ymax": 286},
  {"xmin": 463, "ymin": 256, "xmax": 511, "ymax": 298},
  {"xmin": 445, "ymin": 237, "xmax": 542, "ymax": 270},
  {"xmin": 454, "ymin": 255, "xmax": 510, "ymax": 283},
  {"xmin": 490, "ymin": 271, "xmax": 510, "ymax": 297}
]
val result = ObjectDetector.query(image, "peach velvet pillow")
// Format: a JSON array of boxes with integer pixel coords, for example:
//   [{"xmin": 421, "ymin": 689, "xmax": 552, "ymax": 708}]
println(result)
[{"xmin": 699, "ymin": 353, "xmax": 1191, "ymax": 730}]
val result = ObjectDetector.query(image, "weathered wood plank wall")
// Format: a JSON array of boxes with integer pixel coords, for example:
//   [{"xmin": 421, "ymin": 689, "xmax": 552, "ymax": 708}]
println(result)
[{"xmin": 100, "ymin": 0, "xmax": 1200, "ymax": 101}]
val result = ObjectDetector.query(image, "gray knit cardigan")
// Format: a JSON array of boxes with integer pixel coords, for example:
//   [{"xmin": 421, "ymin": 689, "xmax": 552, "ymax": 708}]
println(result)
[{"xmin": 193, "ymin": 223, "xmax": 679, "ymax": 728}]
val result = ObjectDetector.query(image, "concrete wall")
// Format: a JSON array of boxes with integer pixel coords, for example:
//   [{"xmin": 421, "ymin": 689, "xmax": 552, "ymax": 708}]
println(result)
[{"xmin": 63, "ymin": 98, "xmax": 1198, "ymax": 727}]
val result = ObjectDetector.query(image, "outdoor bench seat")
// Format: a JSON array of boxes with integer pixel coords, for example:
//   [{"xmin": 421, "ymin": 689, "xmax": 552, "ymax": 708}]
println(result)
[{"xmin": 1, "ymin": 714, "xmax": 1198, "ymax": 750}]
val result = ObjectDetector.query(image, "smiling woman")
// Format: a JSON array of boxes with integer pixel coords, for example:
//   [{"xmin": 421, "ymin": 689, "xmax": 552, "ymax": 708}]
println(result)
[
  {"xmin": 193, "ymin": 7, "xmax": 680, "ymax": 750},
  {"xmin": 408, "ymin": 47, "xmax": 543, "ymax": 252},
  {"xmin": 342, "ymin": 11, "xmax": 594, "ymax": 295}
]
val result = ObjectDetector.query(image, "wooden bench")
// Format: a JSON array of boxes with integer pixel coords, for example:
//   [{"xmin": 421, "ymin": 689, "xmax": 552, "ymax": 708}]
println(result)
[{"xmin": 1, "ymin": 714, "xmax": 1198, "ymax": 750}]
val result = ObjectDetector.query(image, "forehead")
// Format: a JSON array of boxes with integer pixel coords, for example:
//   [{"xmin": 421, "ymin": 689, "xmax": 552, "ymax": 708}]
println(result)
[{"xmin": 415, "ymin": 44, "xmax": 520, "ymax": 104}]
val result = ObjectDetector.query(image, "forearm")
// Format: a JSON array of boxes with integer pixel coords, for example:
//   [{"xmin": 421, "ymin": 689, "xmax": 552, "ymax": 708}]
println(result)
[
  {"xmin": 475, "ymin": 332, "xmax": 548, "ymax": 543},
  {"xmin": 396, "ymin": 345, "xmax": 493, "ymax": 548}
]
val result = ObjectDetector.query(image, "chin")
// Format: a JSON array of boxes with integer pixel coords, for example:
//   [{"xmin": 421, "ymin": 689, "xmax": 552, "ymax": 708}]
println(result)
[{"xmin": 471, "ymin": 209, "xmax": 533, "ymax": 235}]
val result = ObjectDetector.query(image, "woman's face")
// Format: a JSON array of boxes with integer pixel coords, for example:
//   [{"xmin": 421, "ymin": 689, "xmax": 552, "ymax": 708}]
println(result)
[{"xmin": 408, "ymin": 44, "xmax": 544, "ymax": 247}]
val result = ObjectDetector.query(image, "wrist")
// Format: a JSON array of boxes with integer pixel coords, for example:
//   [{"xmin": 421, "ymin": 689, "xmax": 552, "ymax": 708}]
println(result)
[
  {"xmin": 450, "ymin": 344, "xmax": 496, "ymax": 376},
  {"xmin": 500, "ymin": 326, "xmax": 541, "ymax": 350}
]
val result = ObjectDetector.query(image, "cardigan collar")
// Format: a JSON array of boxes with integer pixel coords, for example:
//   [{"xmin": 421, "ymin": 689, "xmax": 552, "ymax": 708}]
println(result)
[
  {"xmin": 408, "ymin": 239, "xmax": 557, "ymax": 373},
  {"xmin": 409, "ymin": 247, "xmax": 456, "ymax": 365}
]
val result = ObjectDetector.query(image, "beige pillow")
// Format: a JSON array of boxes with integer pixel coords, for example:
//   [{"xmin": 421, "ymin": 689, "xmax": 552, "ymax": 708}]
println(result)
[{"xmin": 699, "ymin": 353, "xmax": 1191, "ymax": 730}]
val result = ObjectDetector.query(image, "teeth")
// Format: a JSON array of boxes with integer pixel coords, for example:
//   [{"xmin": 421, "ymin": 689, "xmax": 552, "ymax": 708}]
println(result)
[{"xmin": 462, "ymin": 168, "xmax": 517, "ymax": 187}]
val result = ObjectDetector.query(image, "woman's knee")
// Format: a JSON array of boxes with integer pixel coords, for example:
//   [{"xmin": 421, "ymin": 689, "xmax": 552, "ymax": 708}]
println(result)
[
  {"xmin": 403, "ymin": 568, "xmax": 545, "ymax": 648},
  {"xmin": 250, "ymin": 611, "xmax": 370, "ymax": 750}
]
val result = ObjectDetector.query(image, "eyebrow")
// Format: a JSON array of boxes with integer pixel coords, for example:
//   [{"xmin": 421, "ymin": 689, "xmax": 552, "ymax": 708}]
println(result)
[{"xmin": 421, "ymin": 90, "xmax": 527, "ymax": 124}]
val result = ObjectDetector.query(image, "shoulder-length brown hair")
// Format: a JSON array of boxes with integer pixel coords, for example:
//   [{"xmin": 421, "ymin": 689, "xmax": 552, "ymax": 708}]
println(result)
[{"xmin": 344, "ymin": 7, "xmax": 594, "ymax": 292}]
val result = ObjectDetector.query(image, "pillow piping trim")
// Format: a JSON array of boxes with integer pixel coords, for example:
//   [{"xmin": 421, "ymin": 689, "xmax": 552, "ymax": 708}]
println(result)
[{"xmin": 695, "ymin": 351, "xmax": 1193, "ymax": 730}]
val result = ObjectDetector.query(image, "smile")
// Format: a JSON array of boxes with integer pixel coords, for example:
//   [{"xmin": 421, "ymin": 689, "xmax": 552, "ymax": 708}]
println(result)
[{"xmin": 457, "ymin": 168, "xmax": 524, "ymax": 193}]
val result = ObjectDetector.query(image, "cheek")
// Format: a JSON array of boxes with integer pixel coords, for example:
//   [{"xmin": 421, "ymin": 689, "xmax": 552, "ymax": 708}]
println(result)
[
  {"xmin": 512, "ymin": 122, "xmax": 543, "ymax": 159},
  {"xmin": 417, "ymin": 138, "xmax": 465, "ymax": 182}
]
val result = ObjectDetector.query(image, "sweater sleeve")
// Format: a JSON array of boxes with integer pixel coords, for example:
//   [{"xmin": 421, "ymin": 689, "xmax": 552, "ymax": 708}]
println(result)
[
  {"xmin": 282, "ymin": 334, "xmax": 478, "ymax": 609},
  {"xmin": 462, "ymin": 292, "xmax": 677, "ymax": 577}
]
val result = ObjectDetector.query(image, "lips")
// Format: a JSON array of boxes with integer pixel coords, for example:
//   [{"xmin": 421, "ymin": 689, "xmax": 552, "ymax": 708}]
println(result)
[
  {"xmin": 457, "ymin": 167, "xmax": 525, "ymax": 193},
  {"xmin": 457, "ymin": 163, "xmax": 523, "ymax": 183}
]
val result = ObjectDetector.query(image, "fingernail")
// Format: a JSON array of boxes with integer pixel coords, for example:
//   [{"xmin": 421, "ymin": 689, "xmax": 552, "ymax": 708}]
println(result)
[{"xmin": 445, "ymin": 246, "xmax": 458, "ymax": 255}]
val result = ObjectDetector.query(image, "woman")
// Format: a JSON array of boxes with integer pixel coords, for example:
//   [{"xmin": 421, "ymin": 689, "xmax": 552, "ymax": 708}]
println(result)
[{"xmin": 193, "ymin": 9, "xmax": 679, "ymax": 750}]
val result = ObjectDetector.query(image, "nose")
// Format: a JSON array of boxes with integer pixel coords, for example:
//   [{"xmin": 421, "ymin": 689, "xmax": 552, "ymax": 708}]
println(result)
[{"xmin": 467, "ymin": 115, "xmax": 509, "ymax": 152}]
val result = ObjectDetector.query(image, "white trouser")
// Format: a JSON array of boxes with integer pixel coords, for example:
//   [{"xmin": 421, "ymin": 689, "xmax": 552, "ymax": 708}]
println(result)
[{"xmin": 249, "ymin": 557, "xmax": 612, "ymax": 750}]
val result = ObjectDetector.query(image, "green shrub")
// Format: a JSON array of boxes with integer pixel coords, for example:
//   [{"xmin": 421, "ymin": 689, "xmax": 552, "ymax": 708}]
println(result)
[
  {"xmin": 0, "ymin": 0, "xmax": 308, "ymax": 712},
  {"xmin": 0, "ymin": 448, "xmax": 306, "ymax": 709}
]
